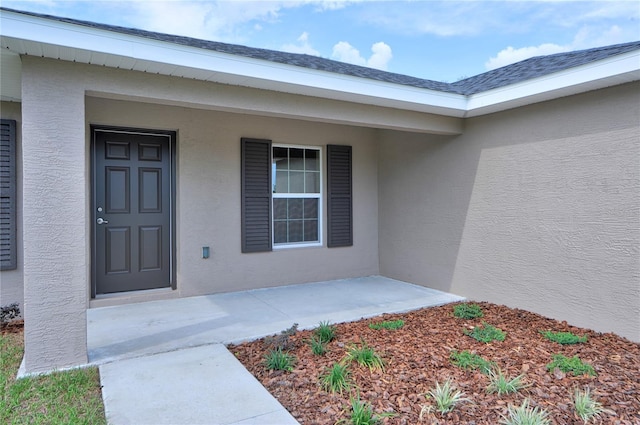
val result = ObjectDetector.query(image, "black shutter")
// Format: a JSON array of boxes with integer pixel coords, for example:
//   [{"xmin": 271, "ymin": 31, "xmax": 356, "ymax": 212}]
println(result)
[
  {"xmin": 327, "ymin": 144, "xmax": 352, "ymax": 247},
  {"xmin": 241, "ymin": 138, "xmax": 272, "ymax": 253},
  {"xmin": 0, "ymin": 119, "xmax": 17, "ymax": 270}
]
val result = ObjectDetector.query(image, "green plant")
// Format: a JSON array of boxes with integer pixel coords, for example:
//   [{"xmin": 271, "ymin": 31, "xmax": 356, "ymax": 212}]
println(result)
[
  {"xmin": 263, "ymin": 348, "xmax": 296, "ymax": 371},
  {"xmin": 308, "ymin": 335, "xmax": 327, "ymax": 355},
  {"xmin": 319, "ymin": 362, "xmax": 351, "ymax": 393},
  {"xmin": 500, "ymin": 399, "xmax": 550, "ymax": 425},
  {"xmin": 540, "ymin": 330, "xmax": 587, "ymax": 345},
  {"xmin": 423, "ymin": 379, "xmax": 470, "ymax": 414},
  {"xmin": 368, "ymin": 319, "xmax": 405, "ymax": 330},
  {"xmin": 546, "ymin": 354, "xmax": 596, "ymax": 377},
  {"xmin": 453, "ymin": 303, "xmax": 484, "ymax": 319},
  {"xmin": 450, "ymin": 350, "xmax": 495, "ymax": 374},
  {"xmin": 572, "ymin": 387, "xmax": 614, "ymax": 423},
  {"xmin": 344, "ymin": 341, "xmax": 384, "ymax": 371},
  {"xmin": 464, "ymin": 321, "xmax": 506, "ymax": 343},
  {"xmin": 314, "ymin": 320, "xmax": 337, "ymax": 344},
  {"xmin": 339, "ymin": 395, "xmax": 395, "ymax": 425},
  {"xmin": 486, "ymin": 368, "xmax": 529, "ymax": 395}
]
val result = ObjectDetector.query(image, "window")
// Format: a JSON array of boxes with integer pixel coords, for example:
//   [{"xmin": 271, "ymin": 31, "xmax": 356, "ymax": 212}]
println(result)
[
  {"xmin": 272, "ymin": 146, "xmax": 321, "ymax": 247},
  {"xmin": 241, "ymin": 138, "xmax": 351, "ymax": 253}
]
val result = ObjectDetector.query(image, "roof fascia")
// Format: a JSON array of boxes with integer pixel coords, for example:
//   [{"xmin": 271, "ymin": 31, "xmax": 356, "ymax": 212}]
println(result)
[
  {"xmin": 465, "ymin": 50, "xmax": 640, "ymax": 117},
  {"xmin": 0, "ymin": 10, "xmax": 467, "ymax": 116}
]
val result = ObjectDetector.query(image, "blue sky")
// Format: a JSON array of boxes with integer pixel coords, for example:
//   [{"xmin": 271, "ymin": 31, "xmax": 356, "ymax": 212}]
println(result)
[{"xmin": 2, "ymin": 1, "xmax": 639, "ymax": 82}]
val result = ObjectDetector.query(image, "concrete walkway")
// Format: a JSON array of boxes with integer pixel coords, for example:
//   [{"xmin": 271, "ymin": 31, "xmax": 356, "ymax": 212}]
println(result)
[{"xmin": 89, "ymin": 276, "xmax": 464, "ymax": 425}]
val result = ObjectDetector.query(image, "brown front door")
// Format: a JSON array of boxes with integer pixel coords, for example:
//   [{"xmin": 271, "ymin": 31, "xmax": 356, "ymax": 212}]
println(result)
[{"xmin": 92, "ymin": 127, "xmax": 175, "ymax": 295}]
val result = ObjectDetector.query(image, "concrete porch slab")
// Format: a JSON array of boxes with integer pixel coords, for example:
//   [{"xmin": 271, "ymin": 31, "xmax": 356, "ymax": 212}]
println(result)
[{"xmin": 90, "ymin": 276, "xmax": 464, "ymax": 425}]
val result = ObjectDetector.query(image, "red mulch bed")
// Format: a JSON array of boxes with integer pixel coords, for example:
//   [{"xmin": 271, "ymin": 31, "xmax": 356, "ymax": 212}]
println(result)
[{"xmin": 229, "ymin": 302, "xmax": 640, "ymax": 424}]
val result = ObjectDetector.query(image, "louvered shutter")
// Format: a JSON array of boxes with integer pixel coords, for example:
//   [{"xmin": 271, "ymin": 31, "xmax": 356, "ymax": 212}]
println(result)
[
  {"xmin": 327, "ymin": 144, "xmax": 352, "ymax": 247},
  {"xmin": 241, "ymin": 138, "xmax": 272, "ymax": 253},
  {"xmin": 0, "ymin": 119, "xmax": 17, "ymax": 270}
]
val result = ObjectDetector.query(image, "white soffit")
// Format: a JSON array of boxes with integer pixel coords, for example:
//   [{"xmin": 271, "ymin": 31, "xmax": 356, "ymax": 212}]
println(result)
[{"xmin": 1, "ymin": 9, "xmax": 639, "ymax": 117}]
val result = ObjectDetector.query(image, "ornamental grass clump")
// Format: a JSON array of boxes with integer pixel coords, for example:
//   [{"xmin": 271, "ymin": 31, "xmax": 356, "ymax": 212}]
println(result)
[
  {"xmin": 422, "ymin": 379, "xmax": 470, "ymax": 414},
  {"xmin": 344, "ymin": 341, "xmax": 384, "ymax": 371},
  {"xmin": 319, "ymin": 362, "xmax": 351, "ymax": 394},
  {"xmin": 500, "ymin": 398, "xmax": 550, "ymax": 425},
  {"xmin": 486, "ymin": 368, "xmax": 529, "ymax": 395},
  {"xmin": 264, "ymin": 348, "xmax": 296, "ymax": 372},
  {"xmin": 314, "ymin": 320, "xmax": 337, "ymax": 344},
  {"xmin": 572, "ymin": 387, "xmax": 614, "ymax": 423}
]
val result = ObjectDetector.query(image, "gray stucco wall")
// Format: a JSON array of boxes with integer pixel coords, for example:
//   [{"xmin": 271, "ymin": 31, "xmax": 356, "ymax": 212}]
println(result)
[
  {"xmin": 0, "ymin": 101, "xmax": 23, "ymax": 310},
  {"xmin": 86, "ymin": 97, "xmax": 380, "ymax": 297},
  {"xmin": 379, "ymin": 82, "xmax": 640, "ymax": 342}
]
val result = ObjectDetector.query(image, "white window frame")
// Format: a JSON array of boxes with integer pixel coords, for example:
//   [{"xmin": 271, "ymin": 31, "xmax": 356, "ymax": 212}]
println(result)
[{"xmin": 272, "ymin": 143, "xmax": 323, "ymax": 249}]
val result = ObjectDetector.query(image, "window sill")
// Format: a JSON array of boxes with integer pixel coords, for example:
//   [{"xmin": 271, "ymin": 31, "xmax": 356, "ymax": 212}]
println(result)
[{"xmin": 273, "ymin": 242, "xmax": 323, "ymax": 250}]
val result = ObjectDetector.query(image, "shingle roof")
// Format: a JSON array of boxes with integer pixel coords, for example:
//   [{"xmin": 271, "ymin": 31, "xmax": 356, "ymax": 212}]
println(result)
[{"xmin": 3, "ymin": 7, "xmax": 640, "ymax": 96}]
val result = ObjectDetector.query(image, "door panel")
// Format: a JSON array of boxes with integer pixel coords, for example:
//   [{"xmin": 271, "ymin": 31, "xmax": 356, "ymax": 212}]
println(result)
[{"xmin": 93, "ymin": 128, "xmax": 174, "ymax": 295}]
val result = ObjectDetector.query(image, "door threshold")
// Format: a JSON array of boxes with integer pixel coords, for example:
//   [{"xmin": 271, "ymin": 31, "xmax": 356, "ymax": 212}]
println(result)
[{"xmin": 90, "ymin": 287, "xmax": 177, "ymax": 308}]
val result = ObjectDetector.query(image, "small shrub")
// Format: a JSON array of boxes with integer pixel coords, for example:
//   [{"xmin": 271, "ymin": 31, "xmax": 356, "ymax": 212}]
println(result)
[
  {"xmin": 500, "ymin": 398, "xmax": 550, "ymax": 425},
  {"xmin": 263, "ymin": 348, "xmax": 295, "ymax": 371},
  {"xmin": 314, "ymin": 320, "xmax": 337, "ymax": 344},
  {"xmin": 450, "ymin": 350, "xmax": 495, "ymax": 374},
  {"xmin": 486, "ymin": 368, "xmax": 529, "ymax": 395},
  {"xmin": 320, "ymin": 362, "xmax": 351, "ymax": 393},
  {"xmin": 464, "ymin": 322, "xmax": 506, "ymax": 343},
  {"xmin": 0, "ymin": 303, "xmax": 20, "ymax": 327},
  {"xmin": 453, "ymin": 303, "xmax": 484, "ymax": 319},
  {"xmin": 540, "ymin": 330, "xmax": 587, "ymax": 345},
  {"xmin": 423, "ymin": 379, "xmax": 470, "ymax": 414},
  {"xmin": 309, "ymin": 335, "xmax": 327, "ymax": 355},
  {"xmin": 546, "ymin": 354, "xmax": 596, "ymax": 377},
  {"xmin": 345, "ymin": 341, "xmax": 384, "ymax": 371},
  {"xmin": 572, "ymin": 387, "xmax": 614, "ymax": 423},
  {"xmin": 369, "ymin": 319, "xmax": 405, "ymax": 330},
  {"xmin": 264, "ymin": 323, "xmax": 298, "ymax": 351}
]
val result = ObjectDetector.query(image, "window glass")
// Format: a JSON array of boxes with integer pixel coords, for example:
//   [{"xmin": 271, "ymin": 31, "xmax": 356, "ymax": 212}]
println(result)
[{"xmin": 272, "ymin": 146, "xmax": 322, "ymax": 247}]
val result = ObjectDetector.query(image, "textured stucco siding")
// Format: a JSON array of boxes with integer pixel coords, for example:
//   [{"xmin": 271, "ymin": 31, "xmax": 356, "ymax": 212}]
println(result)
[
  {"xmin": 0, "ymin": 101, "xmax": 23, "ymax": 309},
  {"xmin": 379, "ymin": 82, "xmax": 640, "ymax": 342},
  {"xmin": 86, "ymin": 97, "xmax": 380, "ymax": 296},
  {"xmin": 21, "ymin": 57, "xmax": 89, "ymax": 372}
]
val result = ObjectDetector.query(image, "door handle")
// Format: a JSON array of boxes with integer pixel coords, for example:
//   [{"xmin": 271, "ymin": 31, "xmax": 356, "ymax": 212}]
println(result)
[{"xmin": 96, "ymin": 218, "xmax": 109, "ymax": 225}]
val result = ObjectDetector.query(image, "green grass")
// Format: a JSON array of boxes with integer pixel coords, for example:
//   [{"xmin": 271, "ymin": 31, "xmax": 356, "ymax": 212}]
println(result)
[
  {"xmin": 546, "ymin": 354, "xmax": 596, "ymax": 377},
  {"xmin": 339, "ymin": 395, "xmax": 395, "ymax": 425},
  {"xmin": 314, "ymin": 321, "xmax": 337, "ymax": 344},
  {"xmin": 344, "ymin": 341, "xmax": 384, "ymax": 371},
  {"xmin": 464, "ymin": 322, "xmax": 506, "ymax": 343},
  {"xmin": 453, "ymin": 303, "xmax": 484, "ymax": 319},
  {"xmin": 540, "ymin": 330, "xmax": 587, "ymax": 345},
  {"xmin": 319, "ymin": 363, "xmax": 351, "ymax": 394},
  {"xmin": 264, "ymin": 348, "xmax": 296, "ymax": 371},
  {"xmin": 449, "ymin": 349, "xmax": 495, "ymax": 374},
  {"xmin": 500, "ymin": 398, "xmax": 550, "ymax": 425},
  {"xmin": 486, "ymin": 368, "xmax": 529, "ymax": 395},
  {"xmin": 368, "ymin": 319, "xmax": 405, "ymax": 330},
  {"xmin": 1, "ymin": 330, "xmax": 106, "ymax": 425}
]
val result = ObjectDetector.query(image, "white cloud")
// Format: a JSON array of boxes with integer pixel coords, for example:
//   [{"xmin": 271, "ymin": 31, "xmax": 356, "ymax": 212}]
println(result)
[
  {"xmin": 281, "ymin": 32, "xmax": 320, "ymax": 56},
  {"xmin": 485, "ymin": 43, "xmax": 568, "ymax": 70},
  {"xmin": 331, "ymin": 41, "xmax": 392, "ymax": 70}
]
